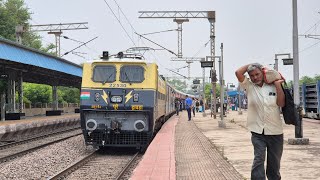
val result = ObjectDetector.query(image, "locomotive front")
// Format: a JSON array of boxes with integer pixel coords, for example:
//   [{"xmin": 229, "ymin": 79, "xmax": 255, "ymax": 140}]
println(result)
[{"xmin": 80, "ymin": 58, "xmax": 158, "ymax": 149}]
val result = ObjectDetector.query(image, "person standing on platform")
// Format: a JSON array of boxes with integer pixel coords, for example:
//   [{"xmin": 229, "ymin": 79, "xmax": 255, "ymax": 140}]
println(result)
[
  {"xmin": 185, "ymin": 95, "xmax": 193, "ymax": 121},
  {"xmin": 199, "ymin": 99, "xmax": 204, "ymax": 112},
  {"xmin": 191, "ymin": 98, "xmax": 196, "ymax": 117},
  {"xmin": 174, "ymin": 98, "xmax": 180, "ymax": 116},
  {"xmin": 243, "ymin": 98, "xmax": 247, "ymax": 109},
  {"xmin": 195, "ymin": 99, "xmax": 200, "ymax": 112},
  {"xmin": 235, "ymin": 63, "xmax": 285, "ymax": 180}
]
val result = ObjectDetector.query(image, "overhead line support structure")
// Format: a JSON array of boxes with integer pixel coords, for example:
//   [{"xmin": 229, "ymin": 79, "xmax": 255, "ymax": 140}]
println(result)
[
  {"xmin": 139, "ymin": 11, "xmax": 216, "ymax": 117},
  {"xmin": 171, "ymin": 57, "xmax": 204, "ymax": 79},
  {"xmin": 28, "ymin": 22, "xmax": 88, "ymax": 111},
  {"xmin": 29, "ymin": 22, "xmax": 89, "ymax": 57}
]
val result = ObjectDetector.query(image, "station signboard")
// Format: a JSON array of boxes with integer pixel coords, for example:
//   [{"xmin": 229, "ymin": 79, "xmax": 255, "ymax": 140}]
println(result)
[
  {"xmin": 200, "ymin": 61, "xmax": 213, "ymax": 68},
  {"xmin": 282, "ymin": 58, "xmax": 293, "ymax": 65}
]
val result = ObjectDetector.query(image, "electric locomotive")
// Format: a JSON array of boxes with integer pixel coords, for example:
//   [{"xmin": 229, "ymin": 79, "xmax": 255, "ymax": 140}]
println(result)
[{"xmin": 80, "ymin": 52, "xmax": 172, "ymax": 150}]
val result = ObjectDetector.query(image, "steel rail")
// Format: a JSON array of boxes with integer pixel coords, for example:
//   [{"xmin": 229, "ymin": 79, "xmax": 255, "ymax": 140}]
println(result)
[
  {"xmin": 115, "ymin": 152, "xmax": 139, "ymax": 180},
  {"xmin": 0, "ymin": 127, "xmax": 81, "ymax": 150},
  {"xmin": 0, "ymin": 133, "xmax": 82, "ymax": 163},
  {"xmin": 48, "ymin": 151, "xmax": 97, "ymax": 180}
]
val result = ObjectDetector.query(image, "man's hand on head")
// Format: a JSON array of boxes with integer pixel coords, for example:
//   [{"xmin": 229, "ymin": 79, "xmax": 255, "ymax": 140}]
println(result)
[{"xmin": 273, "ymin": 79, "xmax": 284, "ymax": 86}]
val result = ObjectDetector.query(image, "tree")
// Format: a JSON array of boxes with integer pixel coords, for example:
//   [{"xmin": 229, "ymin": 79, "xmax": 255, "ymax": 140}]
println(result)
[
  {"xmin": 58, "ymin": 86, "xmax": 80, "ymax": 103},
  {"xmin": 167, "ymin": 79, "xmax": 187, "ymax": 92},
  {"xmin": 299, "ymin": 76, "xmax": 315, "ymax": 85},
  {"xmin": 23, "ymin": 83, "xmax": 52, "ymax": 104},
  {"xmin": 314, "ymin": 74, "xmax": 320, "ymax": 82},
  {"xmin": 0, "ymin": 0, "xmax": 55, "ymax": 52}
]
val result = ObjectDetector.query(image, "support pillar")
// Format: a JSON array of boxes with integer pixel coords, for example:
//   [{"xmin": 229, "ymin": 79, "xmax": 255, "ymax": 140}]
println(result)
[
  {"xmin": 17, "ymin": 72, "xmax": 23, "ymax": 113},
  {"xmin": 52, "ymin": 86, "xmax": 58, "ymax": 110},
  {"xmin": 209, "ymin": 18, "xmax": 216, "ymax": 119},
  {"xmin": 173, "ymin": 19, "xmax": 189, "ymax": 58},
  {"xmin": 7, "ymin": 75, "xmax": 16, "ymax": 113},
  {"xmin": 1, "ymin": 93, "xmax": 5, "ymax": 121},
  {"xmin": 202, "ymin": 68, "xmax": 206, "ymax": 117}
]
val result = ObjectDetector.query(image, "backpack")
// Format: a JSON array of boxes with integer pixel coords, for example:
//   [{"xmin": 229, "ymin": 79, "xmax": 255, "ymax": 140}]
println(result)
[
  {"xmin": 281, "ymin": 83, "xmax": 299, "ymax": 125},
  {"xmin": 196, "ymin": 101, "xmax": 200, "ymax": 106}
]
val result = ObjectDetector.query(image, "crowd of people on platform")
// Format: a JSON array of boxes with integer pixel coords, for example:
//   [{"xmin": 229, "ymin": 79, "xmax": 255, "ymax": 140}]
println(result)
[{"xmin": 174, "ymin": 95, "xmax": 248, "ymax": 121}]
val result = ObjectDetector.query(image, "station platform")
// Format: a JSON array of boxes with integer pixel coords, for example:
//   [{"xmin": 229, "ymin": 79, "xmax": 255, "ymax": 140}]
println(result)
[
  {"xmin": 131, "ymin": 110, "xmax": 320, "ymax": 180},
  {"xmin": 0, "ymin": 114, "xmax": 80, "ymax": 141}
]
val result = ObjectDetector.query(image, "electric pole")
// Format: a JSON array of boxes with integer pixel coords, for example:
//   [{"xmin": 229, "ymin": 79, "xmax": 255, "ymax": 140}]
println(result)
[
  {"xmin": 289, "ymin": 0, "xmax": 309, "ymax": 145},
  {"xmin": 29, "ymin": 22, "xmax": 88, "ymax": 111},
  {"xmin": 139, "ymin": 11, "xmax": 217, "ymax": 117},
  {"xmin": 29, "ymin": 22, "xmax": 89, "ymax": 57}
]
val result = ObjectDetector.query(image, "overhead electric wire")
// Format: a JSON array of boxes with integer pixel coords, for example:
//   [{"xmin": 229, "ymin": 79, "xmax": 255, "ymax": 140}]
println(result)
[
  {"xmin": 107, "ymin": 0, "xmax": 165, "ymax": 67},
  {"xmin": 103, "ymin": 0, "xmax": 136, "ymax": 46},
  {"xmin": 302, "ymin": 19, "xmax": 320, "ymax": 35},
  {"xmin": 61, "ymin": 36, "xmax": 98, "ymax": 57},
  {"xmin": 191, "ymin": 39, "xmax": 211, "ymax": 58},
  {"xmin": 112, "ymin": 0, "xmax": 137, "ymax": 33},
  {"xmin": 165, "ymin": 68, "xmax": 188, "ymax": 79},
  {"xmin": 135, "ymin": 32, "xmax": 177, "ymax": 56},
  {"xmin": 103, "ymin": 0, "xmax": 182, "ymax": 77},
  {"xmin": 141, "ymin": 29, "xmax": 178, "ymax": 36},
  {"xmin": 299, "ymin": 40, "xmax": 320, "ymax": 53}
]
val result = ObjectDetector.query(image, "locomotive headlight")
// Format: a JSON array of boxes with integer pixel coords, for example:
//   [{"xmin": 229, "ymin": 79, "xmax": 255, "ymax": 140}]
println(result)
[
  {"xmin": 111, "ymin": 95, "xmax": 122, "ymax": 103},
  {"xmin": 86, "ymin": 119, "xmax": 97, "ymax": 131},
  {"xmin": 134, "ymin": 120, "xmax": 145, "ymax": 132},
  {"xmin": 95, "ymin": 92, "xmax": 100, "ymax": 102},
  {"xmin": 133, "ymin": 93, "xmax": 139, "ymax": 102}
]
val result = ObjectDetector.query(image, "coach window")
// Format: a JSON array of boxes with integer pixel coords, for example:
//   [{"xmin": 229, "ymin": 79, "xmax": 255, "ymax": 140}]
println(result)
[
  {"xmin": 120, "ymin": 65, "xmax": 144, "ymax": 83},
  {"xmin": 93, "ymin": 65, "xmax": 116, "ymax": 83}
]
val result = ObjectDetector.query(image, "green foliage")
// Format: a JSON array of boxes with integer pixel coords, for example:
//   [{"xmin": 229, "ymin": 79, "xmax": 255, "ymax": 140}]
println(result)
[
  {"xmin": 23, "ymin": 83, "xmax": 52, "ymax": 103},
  {"xmin": 314, "ymin": 74, "xmax": 320, "ymax": 82},
  {"xmin": 22, "ymin": 83, "xmax": 80, "ymax": 104},
  {"xmin": 0, "ymin": 79, "xmax": 7, "ymax": 93},
  {"xmin": 167, "ymin": 79, "xmax": 187, "ymax": 92},
  {"xmin": 204, "ymin": 83, "xmax": 221, "ymax": 102},
  {"xmin": 299, "ymin": 76, "xmax": 315, "ymax": 85},
  {"xmin": 0, "ymin": 0, "xmax": 30, "ymax": 41},
  {"xmin": 58, "ymin": 86, "xmax": 80, "ymax": 103},
  {"xmin": 0, "ymin": 0, "xmax": 55, "ymax": 53},
  {"xmin": 40, "ymin": 43, "xmax": 56, "ymax": 55}
]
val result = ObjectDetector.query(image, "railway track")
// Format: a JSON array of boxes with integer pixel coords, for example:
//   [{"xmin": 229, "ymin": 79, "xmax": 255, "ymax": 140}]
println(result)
[
  {"xmin": 0, "ymin": 129, "xmax": 82, "ymax": 163},
  {"xmin": 0, "ymin": 127, "xmax": 81, "ymax": 150},
  {"xmin": 49, "ymin": 151, "xmax": 140, "ymax": 180}
]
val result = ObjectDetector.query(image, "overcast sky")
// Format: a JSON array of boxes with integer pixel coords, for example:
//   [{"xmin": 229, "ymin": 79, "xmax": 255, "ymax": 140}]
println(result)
[{"xmin": 24, "ymin": 0, "xmax": 320, "ymax": 86}]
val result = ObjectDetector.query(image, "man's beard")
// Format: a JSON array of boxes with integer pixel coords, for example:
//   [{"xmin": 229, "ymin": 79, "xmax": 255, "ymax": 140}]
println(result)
[{"xmin": 254, "ymin": 80, "xmax": 262, "ymax": 85}]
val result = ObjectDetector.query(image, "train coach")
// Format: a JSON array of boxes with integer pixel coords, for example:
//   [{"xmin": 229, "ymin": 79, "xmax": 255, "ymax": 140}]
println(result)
[
  {"xmin": 301, "ymin": 81, "xmax": 320, "ymax": 119},
  {"xmin": 80, "ymin": 52, "xmax": 192, "ymax": 150}
]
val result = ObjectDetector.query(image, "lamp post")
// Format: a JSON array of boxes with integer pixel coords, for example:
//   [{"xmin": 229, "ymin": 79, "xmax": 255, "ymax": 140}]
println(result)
[{"xmin": 274, "ymin": 53, "xmax": 291, "ymax": 71}]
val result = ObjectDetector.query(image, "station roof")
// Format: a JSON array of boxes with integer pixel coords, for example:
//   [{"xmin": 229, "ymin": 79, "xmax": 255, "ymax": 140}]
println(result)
[{"xmin": 0, "ymin": 38, "xmax": 82, "ymax": 87}]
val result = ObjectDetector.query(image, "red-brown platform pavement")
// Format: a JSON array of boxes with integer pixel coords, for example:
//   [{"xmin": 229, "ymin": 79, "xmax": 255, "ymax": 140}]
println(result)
[
  {"xmin": 131, "ymin": 111, "xmax": 243, "ymax": 180},
  {"xmin": 130, "ymin": 115, "xmax": 177, "ymax": 180}
]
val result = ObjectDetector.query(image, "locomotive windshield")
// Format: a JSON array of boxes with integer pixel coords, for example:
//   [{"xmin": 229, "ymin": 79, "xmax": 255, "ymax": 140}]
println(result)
[
  {"xmin": 93, "ymin": 65, "xmax": 116, "ymax": 83},
  {"xmin": 120, "ymin": 65, "xmax": 144, "ymax": 83}
]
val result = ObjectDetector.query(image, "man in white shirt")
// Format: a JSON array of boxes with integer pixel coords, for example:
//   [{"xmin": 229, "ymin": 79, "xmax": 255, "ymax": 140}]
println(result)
[{"xmin": 235, "ymin": 63, "xmax": 285, "ymax": 180}]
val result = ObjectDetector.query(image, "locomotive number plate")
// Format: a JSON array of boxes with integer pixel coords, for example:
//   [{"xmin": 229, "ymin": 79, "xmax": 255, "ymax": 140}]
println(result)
[
  {"xmin": 109, "ymin": 83, "xmax": 127, "ymax": 88},
  {"xmin": 91, "ymin": 105, "xmax": 102, "ymax": 109},
  {"xmin": 132, "ymin": 105, "xmax": 143, "ymax": 110}
]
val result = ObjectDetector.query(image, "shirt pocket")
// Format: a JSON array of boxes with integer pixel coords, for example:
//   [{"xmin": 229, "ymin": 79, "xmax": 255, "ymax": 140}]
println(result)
[{"xmin": 265, "ymin": 95, "xmax": 277, "ymax": 107}]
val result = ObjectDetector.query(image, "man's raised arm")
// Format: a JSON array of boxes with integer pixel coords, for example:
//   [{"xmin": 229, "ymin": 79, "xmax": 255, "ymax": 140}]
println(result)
[{"xmin": 235, "ymin": 64, "xmax": 250, "ymax": 83}]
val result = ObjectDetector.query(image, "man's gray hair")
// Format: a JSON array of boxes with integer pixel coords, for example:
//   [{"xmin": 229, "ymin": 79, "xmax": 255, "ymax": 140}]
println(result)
[{"xmin": 247, "ymin": 63, "xmax": 263, "ymax": 73}]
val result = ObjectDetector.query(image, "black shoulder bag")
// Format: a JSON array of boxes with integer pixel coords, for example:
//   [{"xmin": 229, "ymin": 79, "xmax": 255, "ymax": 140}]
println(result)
[{"xmin": 281, "ymin": 82, "xmax": 299, "ymax": 125}]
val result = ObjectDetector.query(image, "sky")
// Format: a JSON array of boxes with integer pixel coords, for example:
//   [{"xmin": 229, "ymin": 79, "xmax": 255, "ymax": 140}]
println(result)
[{"xmin": 24, "ymin": 0, "xmax": 320, "ymax": 87}]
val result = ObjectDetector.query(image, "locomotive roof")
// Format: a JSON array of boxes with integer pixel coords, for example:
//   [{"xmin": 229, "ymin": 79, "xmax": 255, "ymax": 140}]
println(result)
[{"xmin": 86, "ymin": 58, "xmax": 154, "ymax": 65}]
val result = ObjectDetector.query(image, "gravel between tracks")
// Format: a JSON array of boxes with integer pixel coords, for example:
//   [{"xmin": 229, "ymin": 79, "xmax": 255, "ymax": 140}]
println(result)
[{"xmin": 0, "ymin": 135, "xmax": 94, "ymax": 180}]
